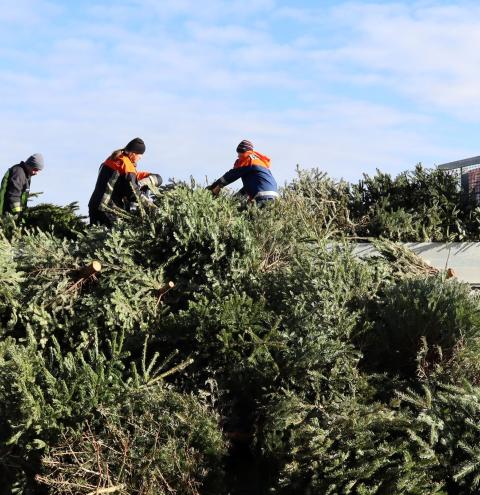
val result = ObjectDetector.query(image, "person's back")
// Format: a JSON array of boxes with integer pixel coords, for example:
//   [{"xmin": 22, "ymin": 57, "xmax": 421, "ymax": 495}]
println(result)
[
  {"xmin": 231, "ymin": 146, "xmax": 277, "ymax": 201},
  {"xmin": 88, "ymin": 138, "xmax": 159, "ymax": 226},
  {"xmin": 0, "ymin": 154, "xmax": 44, "ymax": 216},
  {"xmin": 88, "ymin": 154, "xmax": 138, "ymax": 213},
  {"xmin": 207, "ymin": 140, "xmax": 278, "ymax": 204}
]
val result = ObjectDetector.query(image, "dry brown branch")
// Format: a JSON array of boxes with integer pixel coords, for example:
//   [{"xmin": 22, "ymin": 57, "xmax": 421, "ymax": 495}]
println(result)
[
  {"xmin": 156, "ymin": 281, "xmax": 175, "ymax": 306},
  {"xmin": 371, "ymin": 238, "xmax": 439, "ymax": 278},
  {"xmin": 86, "ymin": 485, "xmax": 126, "ymax": 495},
  {"xmin": 35, "ymin": 475, "xmax": 97, "ymax": 491}
]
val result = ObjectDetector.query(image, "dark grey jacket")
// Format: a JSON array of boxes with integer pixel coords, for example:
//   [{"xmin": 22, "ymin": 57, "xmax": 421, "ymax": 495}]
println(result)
[{"xmin": 0, "ymin": 163, "xmax": 31, "ymax": 215}]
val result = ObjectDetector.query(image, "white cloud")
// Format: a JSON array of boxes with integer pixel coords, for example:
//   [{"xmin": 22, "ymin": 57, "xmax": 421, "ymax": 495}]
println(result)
[
  {"xmin": 0, "ymin": 0, "xmax": 60, "ymax": 23},
  {"xmin": 322, "ymin": 2, "xmax": 480, "ymax": 116}
]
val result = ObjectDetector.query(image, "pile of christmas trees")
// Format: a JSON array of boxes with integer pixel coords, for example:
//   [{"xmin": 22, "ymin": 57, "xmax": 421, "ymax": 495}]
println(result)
[{"xmin": 2, "ymin": 167, "xmax": 480, "ymax": 494}]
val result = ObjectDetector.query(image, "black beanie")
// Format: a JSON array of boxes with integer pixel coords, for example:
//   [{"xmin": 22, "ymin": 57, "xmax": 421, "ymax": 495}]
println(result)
[{"xmin": 125, "ymin": 137, "xmax": 146, "ymax": 154}]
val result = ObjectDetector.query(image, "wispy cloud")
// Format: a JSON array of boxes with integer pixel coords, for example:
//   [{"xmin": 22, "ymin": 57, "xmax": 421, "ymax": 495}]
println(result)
[{"xmin": 315, "ymin": 3, "xmax": 480, "ymax": 117}]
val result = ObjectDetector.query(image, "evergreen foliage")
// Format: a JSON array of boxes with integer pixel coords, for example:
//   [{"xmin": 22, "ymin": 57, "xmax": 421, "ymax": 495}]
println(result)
[
  {"xmin": 22, "ymin": 202, "xmax": 87, "ymax": 240},
  {"xmin": 1, "ymin": 165, "xmax": 480, "ymax": 494},
  {"xmin": 357, "ymin": 276, "xmax": 480, "ymax": 377},
  {"xmin": 349, "ymin": 164, "xmax": 480, "ymax": 241},
  {"xmin": 287, "ymin": 164, "xmax": 480, "ymax": 241},
  {"xmin": 38, "ymin": 388, "xmax": 225, "ymax": 494},
  {"xmin": 260, "ymin": 391, "xmax": 445, "ymax": 494}
]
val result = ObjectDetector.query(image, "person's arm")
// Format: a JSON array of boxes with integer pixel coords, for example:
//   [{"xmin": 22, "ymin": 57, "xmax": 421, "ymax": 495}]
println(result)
[
  {"xmin": 126, "ymin": 172, "xmax": 142, "ymax": 196},
  {"xmin": 207, "ymin": 167, "xmax": 251, "ymax": 195},
  {"xmin": 127, "ymin": 172, "xmax": 161, "ymax": 209},
  {"xmin": 219, "ymin": 167, "xmax": 251, "ymax": 186},
  {"xmin": 136, "ymin": 171, "xmax": 151, "ymax": 181},
  {"xmin": 138, "ymin": 174, "xmax": 162, "ymax": 190},
  {"xmin": 6, "ymin": 167, "xmax": 27, "ymax": 214}
]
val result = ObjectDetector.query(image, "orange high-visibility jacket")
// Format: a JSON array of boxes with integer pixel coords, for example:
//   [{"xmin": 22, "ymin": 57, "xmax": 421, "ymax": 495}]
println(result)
[{"xmin": 88, "ymin": 154, "xmax": 150, "ymax": 217}]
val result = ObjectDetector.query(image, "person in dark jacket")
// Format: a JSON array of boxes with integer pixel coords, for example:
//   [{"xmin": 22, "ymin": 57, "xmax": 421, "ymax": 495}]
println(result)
[
  {"xmin": 207, "ymin": 140, "xmax": 278, "ymax": 205},
  {"xmin": 88, "ymin": 138, "xmax": 161, "ymax": 226},
  {"xmin": 0, "ymin": 153, "xmax": 45, "ymax": 216}
]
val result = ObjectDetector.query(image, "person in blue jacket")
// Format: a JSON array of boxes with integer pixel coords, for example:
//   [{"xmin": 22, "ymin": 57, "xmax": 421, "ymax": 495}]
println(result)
[{"xmin": 207, "ymin": 140, "xmax": 278, "ymax": 204}]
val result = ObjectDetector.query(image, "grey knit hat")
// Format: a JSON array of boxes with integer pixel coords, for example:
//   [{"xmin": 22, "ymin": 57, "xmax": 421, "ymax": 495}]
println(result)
[{"xmin": 25, "ymin": 153, "xmax": 45, "ymax": 170}]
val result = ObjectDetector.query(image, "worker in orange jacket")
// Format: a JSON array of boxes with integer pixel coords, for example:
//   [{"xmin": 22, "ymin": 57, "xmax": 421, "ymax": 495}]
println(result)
[
  {"xmin": 207, "ymin": 140, "xmax": 278, "ymax": 205},
  {"xmin": 88, "ymin": 138, "xmax": 161, "ymax": 226}
]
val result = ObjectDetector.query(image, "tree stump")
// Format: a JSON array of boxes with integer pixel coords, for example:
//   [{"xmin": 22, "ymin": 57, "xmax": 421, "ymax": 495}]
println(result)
[{"xmin": 77, "ymin": 261, "xmax": 102, "ymax": 279}]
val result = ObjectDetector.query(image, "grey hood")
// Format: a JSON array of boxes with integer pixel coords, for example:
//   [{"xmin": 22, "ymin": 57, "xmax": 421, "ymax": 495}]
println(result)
[{"xmin": 25, "ymin": 153, "xmax": 45, "ymax": 171}]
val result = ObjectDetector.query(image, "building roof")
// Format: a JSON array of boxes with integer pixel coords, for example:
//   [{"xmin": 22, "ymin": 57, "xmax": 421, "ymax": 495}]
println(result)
[{"xmin": 437, "ymin": 156, "xmax": 480, "ymax": 170}]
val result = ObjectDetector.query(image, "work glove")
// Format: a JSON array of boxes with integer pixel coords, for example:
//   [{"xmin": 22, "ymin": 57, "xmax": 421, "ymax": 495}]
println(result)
[
  {"xmin": 138, "ymin": 174, "xmax": 163, "ymax": 191},
  {"xmin": 207, "ymin": 180, "xmax": 222, "ymax": 196}
]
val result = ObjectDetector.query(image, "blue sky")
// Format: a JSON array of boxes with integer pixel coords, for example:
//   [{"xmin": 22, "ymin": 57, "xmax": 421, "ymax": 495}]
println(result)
[{"xmin": 2, "ymin": 0, "xmax": 480, "ymax": 211}]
